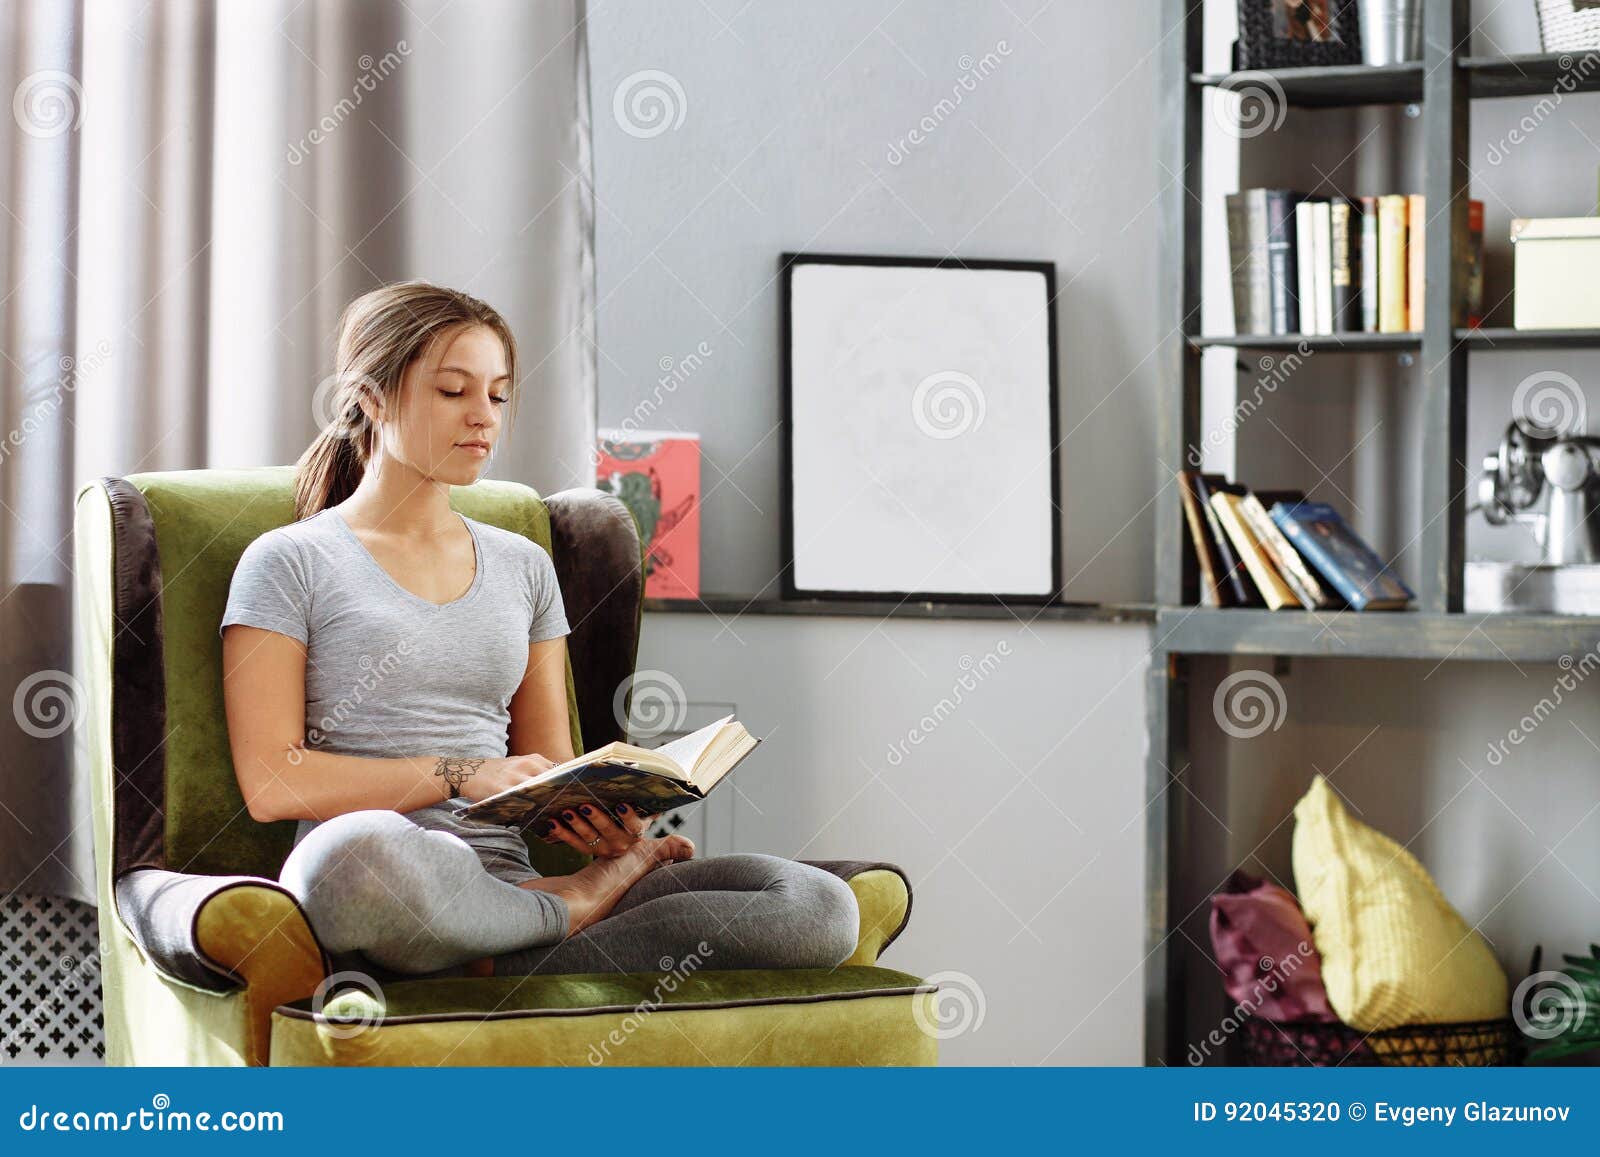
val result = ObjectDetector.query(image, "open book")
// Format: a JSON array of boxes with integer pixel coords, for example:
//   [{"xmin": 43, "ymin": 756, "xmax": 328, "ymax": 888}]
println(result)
[{"xmin": 460, "ymin": 714, "xmax": 762, "ymax": 827}]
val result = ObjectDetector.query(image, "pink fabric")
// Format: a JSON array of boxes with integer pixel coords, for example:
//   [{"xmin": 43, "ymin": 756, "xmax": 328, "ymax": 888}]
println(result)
[{"xmin": 1209, "ymin": 870, "xmax": 1338, "ymax": 1023}]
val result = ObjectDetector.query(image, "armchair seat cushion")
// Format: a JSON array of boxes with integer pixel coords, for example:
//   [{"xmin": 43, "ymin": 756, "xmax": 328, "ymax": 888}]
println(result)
[{"xmin": 271, "ymin": 966, "xmax": 939, "ymax": 1066}]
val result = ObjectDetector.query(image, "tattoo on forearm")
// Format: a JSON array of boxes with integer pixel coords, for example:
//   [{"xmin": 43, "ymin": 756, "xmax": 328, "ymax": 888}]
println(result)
[{"xmin": 434, "ymin": 756, "xmax": 484, "ymax": 790}]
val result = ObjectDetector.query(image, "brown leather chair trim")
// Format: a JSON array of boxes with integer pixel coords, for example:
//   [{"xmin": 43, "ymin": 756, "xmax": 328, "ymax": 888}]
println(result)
[
  {"xmin": 545, "ymin": 489, "xmax": 644, "ymax": 751},
  {"xmin": 274, "ymin": 980, "xmax": 939, "ymax": 1026},
  {"xmin": 101, "ymin": 476, "xmax": 169, "ymax": 880}
]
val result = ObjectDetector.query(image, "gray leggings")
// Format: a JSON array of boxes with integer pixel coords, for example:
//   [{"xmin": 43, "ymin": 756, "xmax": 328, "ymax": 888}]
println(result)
[{"xmin": 276, "ymin": 808, "xmax": 861, "ymax": 978}]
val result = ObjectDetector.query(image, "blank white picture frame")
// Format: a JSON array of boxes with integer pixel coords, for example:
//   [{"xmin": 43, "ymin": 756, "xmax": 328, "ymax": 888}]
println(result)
[{"xmin": 781, "ymin": 254, "xmax": 1060, "ymax": 603}]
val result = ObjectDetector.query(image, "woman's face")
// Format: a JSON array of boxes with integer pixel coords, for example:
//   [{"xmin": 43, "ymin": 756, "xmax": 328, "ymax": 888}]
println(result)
[{"xmin": 373, "ymin": 323, "xmax": 511, "ymax": 486}]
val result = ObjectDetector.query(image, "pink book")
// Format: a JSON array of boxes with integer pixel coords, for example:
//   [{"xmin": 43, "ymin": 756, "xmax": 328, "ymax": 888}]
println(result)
[{"xmin": 595, "ymin": 429, "xmax": 700, "ymax": 599}]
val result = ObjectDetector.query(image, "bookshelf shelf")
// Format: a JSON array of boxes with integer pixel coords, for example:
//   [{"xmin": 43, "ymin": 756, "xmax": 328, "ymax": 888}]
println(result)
[
  {"xmin": 1192, "ymin": 53, "xmax": 1600, "ymax": 109},
  {"xmin": 1189, "ymin": 332, "xmax": 1420, "ymax": 351},
  {"xmin": 1462, "ymin": 52, "xmax": 1600, "ymax": 99},
  {"xmin": 1459, "ymin": 326, "xmax": 1600, "ymax": 349},
  {"xmin": 1191, "ymin": 63, "xmax": 1422, "ymax": 107},
  {"xmin": 1153, "ymin": 606, "xmax": 1600, "ymax": 663}
]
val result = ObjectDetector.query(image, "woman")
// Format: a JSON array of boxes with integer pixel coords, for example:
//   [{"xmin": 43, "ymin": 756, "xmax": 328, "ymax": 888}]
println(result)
[{"xmin": 220, "ymin": 280, "xmax": 859, "ymax": 980}]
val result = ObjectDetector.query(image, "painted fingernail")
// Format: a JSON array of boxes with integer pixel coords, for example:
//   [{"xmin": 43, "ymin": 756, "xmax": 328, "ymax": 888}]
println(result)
[
  {"xmin": 562, "ymin": 810, "xmax": 576, "ymax": 820},
  {"xmin": 534, "ymin": 819, "xmax": 554, "ymax": 835},
  {"xmin": 615, "ymin": 803, "xmax": 629, "ymax": 814},
  {"xmin": 579, "ymin": 805, "xmax": 593, "ymax": 816}
]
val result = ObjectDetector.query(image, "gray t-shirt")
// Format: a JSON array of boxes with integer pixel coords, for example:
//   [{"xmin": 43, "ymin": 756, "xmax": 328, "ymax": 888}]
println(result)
[{"xmin": 219, "ymin": 507, "xmax": 570, "ymax": 847}]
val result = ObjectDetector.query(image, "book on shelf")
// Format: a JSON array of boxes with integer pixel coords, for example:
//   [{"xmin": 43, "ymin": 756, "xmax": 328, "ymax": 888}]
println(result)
[
  {"xmin": 1184, "ymin": 472, "xmax": 1261, "ymax": 607},
  {"xmin": 1268, "ymin": 502, "xmax": 1415, "ymax": 611},
  {"xmin": 1329, "ymin": 197, "xmax": 1362, "ymax": 333},
  {"xmin": 1209, "ymin": 485, "xmax": 1299, "ymax": 611},
  {"xmin": 1237, "ymin": 490, "xmax": 1337, "ymax": 610},
  {"xmin": 1359, "ymin": 195, "xmax": 1379, "ymax": 333},
  {"xmin": 1225, "ymin": 188, "xmax": 1486, "ymax": 338},
  {"xmin": 1225, "ymin": 191, "xmax": 1272, "ymax": 336},
  {"xmin": 1376, "ymin": 194, "xmax": 1409, "ymax": 333},
  {"xmin": 1176, "ymin": 470, "xmax": 1223, "ymax": 607},
  {"xmin": 1406, "ymin": 193, "xmax": 1426, "ymax": 331},
  {"xmin": 459, "ymin": 714, "xmax": 761, "ymax": 825}
]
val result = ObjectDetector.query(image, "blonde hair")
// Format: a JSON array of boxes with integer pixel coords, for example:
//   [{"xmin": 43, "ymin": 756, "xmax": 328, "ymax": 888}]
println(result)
[{"xmin": 293, "ymin": 280, "xmax": 519, "ymax": 520}]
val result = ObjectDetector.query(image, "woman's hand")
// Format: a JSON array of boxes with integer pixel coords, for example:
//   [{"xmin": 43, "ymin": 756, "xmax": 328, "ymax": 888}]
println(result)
[
  {"xmin": 455, "ymin": 753, "xmax": 559, "ymax": 803},
  {"xmin": 538, "ymin": 801, "xmax": 659, "ymax": 858}
]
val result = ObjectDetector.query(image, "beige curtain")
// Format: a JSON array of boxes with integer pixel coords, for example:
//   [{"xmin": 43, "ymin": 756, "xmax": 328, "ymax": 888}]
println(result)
[{"xmin": 1, "ymin": 0, "xmax": 597, "ymax": 904}]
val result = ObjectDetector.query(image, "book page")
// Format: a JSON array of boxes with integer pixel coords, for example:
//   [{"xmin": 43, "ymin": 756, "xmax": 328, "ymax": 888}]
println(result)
[{"xmin": 650, "ymin": 713, "xmax": 734, "ymax": 774}]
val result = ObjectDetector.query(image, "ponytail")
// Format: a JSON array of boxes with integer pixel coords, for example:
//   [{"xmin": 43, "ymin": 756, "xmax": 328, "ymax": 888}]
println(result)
[{"xmin": 292, "ymin": 427, "xmax": 367, "ymax": 521}]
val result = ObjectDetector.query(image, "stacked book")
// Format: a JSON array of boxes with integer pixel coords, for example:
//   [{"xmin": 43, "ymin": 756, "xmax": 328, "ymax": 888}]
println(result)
[
  {"xmin": 1225, "ymin": 189, "xmax": 1485, "ymax": 337},
  {"xmin": 1177, "ymin": 472, "xmax": 1414, "ymax": 612}
]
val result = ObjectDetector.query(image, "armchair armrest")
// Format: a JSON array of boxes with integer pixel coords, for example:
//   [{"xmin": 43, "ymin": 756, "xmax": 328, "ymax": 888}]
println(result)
[
  {"xmin": 115, "ymin": 868, "xmax": 330, "ymax": 1066},
  {"xmin": 799, "ymin": 860, "xmax": 914, "ymax": 966}
]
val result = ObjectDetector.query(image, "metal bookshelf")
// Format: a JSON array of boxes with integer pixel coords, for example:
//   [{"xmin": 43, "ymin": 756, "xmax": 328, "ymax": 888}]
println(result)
[{"xmin": 1148, "ymin": 0, "xmax": 1600, "ymax": 1065}]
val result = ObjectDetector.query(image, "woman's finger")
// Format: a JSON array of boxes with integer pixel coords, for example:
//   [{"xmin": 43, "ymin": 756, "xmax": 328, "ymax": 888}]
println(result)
[
  {"xmin": 558, "ymin": 806, "xmax": 602, "ymax": 847},
  {"xmin": 611, "ymin": 802, "xmax": 647, "ymax": 836},
  {"xmin": 540, "ymin": 818, "xmax": 588, "ymax": 853}
]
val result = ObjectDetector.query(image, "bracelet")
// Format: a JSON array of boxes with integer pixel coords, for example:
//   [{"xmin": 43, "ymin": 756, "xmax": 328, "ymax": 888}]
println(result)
[{"xmin": 433, "ymin": 756, "xmax": 484, "ymax": 801}]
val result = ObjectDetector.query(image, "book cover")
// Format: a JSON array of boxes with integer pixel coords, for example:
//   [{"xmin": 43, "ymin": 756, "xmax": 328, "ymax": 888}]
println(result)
[
  {"xmin": 1225, "ymin": 193, "xmax": 1260, "ymax": 335},
  {"xmin": 1359, "ymin": 195, "xmax": 1379, "ymax": 332},
  {"xmin": 1269, "ymin": 501, "xmax": 1414, "ymax": 611},
  {"xmin": 1406, "ymin": 193, "xmax": 1426, "ymax": 331},
  {"xmin": 1210, "ymin": 489, "xmax": 1298, "ymax": 611},
  {"xmin": 1238, "ymin": 492, "xmax": 1333, "ymax": 609},
  {"xmin": 1237, "ymin": 190, "xmax": 1274, "ymax": 335},
  {"xmin": 1295, "ymin": 200, "xmax": 1318, "ymax": 336},
  {"xmin": 1330, "ymin": 197, "xmax": 1362, "ymax": 333},
  {"xmin": 596, "ymin": 429, "xmax": 701, "ymax": 600},
  {"xmin": 1464, "ymin": 199, "xmax": 1485, "ymax": 328},
  {"xmin": 1193, "ymin": 473, "xmax": 1261, "ymax": 606},
  {"xmin": 1263, "ymin": 189, "xmax": 1301, "ymax": 334},
  {"xmin": 1377, "ymin": 194, "xmax": 1409, "ymax": 333},
  {"xmin": 1178, "ymin": 471, "xmax": 1224, "ymax": 607},
  {"xmin": 1312, "ymin": 199, "xmax": 1333, "ymax": 335}
]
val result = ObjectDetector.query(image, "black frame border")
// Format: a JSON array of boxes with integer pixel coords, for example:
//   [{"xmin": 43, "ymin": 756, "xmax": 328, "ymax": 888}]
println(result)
[{"xmin": 778, "ymin": 251, "xmax": 1063, "ymax": 607}]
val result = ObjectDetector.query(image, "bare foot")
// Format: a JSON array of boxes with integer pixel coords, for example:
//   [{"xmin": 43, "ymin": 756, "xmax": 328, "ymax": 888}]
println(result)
[{"xmin": 517, "ymin": 835, "xmax": 693, "ymax": 935}]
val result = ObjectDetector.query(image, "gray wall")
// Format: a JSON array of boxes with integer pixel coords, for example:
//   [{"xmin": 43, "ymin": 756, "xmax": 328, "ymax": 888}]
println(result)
[{"xmin": 588, "ymin": 0, "xmax": 1164, "ymax": 1064}]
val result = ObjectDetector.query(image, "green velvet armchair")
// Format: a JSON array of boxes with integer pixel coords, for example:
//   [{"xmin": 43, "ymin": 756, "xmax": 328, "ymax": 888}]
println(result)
[{"xmin": 72, "ymin": 466, "xmax": 936, "ymax": 1066}]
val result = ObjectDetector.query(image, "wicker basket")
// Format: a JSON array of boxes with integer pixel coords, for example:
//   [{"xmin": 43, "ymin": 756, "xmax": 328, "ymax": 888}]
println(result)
[
  {"xmin": 1536, "ymin": 0, "xmax": 1600, "ymax": 52},
  {"xmin": 1241, "ymin": 1015, "xmax": 1523, "ymax": 1066}
]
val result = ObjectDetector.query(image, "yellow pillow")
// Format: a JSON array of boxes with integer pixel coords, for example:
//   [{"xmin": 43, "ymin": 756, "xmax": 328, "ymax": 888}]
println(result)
[{"xmin": 1292, "ymin": 775, "xmax": 1508, "ymax": 1030}]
